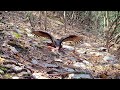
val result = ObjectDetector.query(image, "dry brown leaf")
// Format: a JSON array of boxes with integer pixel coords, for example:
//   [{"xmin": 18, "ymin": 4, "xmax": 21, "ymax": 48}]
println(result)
[{"xmin": 0, "ymin": 57, "xmax": 5, "ymax": 64}]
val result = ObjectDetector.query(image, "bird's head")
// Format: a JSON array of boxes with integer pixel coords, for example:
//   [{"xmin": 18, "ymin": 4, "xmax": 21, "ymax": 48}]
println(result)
[{"xmin": 54, "ymin": 39, "xmax": 62, "ymax": 49}]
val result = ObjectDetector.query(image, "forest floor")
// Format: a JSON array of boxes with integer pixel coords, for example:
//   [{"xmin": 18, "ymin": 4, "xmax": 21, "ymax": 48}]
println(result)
[{"xmin": 0, "ymin": 11, "xmax": 120, "ymax": 79}]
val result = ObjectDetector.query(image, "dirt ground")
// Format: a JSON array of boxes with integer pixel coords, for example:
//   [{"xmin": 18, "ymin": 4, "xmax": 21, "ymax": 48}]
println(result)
[{"xmin": 0, "ymin": 11, "xmax": 120, "ymax": 79}]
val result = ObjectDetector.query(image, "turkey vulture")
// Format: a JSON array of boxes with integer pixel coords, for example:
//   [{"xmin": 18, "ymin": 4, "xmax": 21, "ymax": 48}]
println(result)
[{"xmin": 32, "ymin": 31, "xmax": 83, "ymax": 50}]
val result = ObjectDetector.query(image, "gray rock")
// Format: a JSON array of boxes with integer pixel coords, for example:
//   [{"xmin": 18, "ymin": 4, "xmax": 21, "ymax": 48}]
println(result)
[
  {"xmin": 68, "ymin": 74, "xmax": 92, "ymax": 79},
  {"xmin": 31, "ymin": 59, "xmax": 39, "ymax": 65},
  {"xmin": 63, "ymin": 67, "xmax": 75, "ymax": 72},
  {"xmin": 82, "ymin": 43, "xmax": 91, "ymax": 47},
  {"xmin": 44, "ymin": 63, "xmax": 58, "ymax": 68},
  {"xmin": 82, "ymin": 60, "xmax": 93, "ymax": 66},
  {"xmin": 68, "ymin": 57, "xmax": 77, "ymax": 61},
  {"xmin": 0, "ymin": 69, "xmax": 4, "ymax": 74},
  {"xmin": 98, "ymin": 47, "xmax": 107, "ymax": 52},
  {"xmin": 62, "ymin": 45, "xmax": 74, "ymax": 51},
  {"xmin": 9, "ymin": 46, "xmax": 18, "ymax": 53},
  {"xmin": 76, "ymin": 49, "xmax": 87, "ymax": 54},
  {"xmin": 103, "ymin": 55, "xmax": 116, "ymax": 63},
  {"xmin": 38, "ymin": 63, "xmax": 58, "ymax": 68},
  {"xmin": 12, "ymin": 76, "xmax": 20, "ymax": 79},
  {"xmin": 89, "ymin": 52, "xmax": 104, "ymax": 56},
  {"xmin": 13, "ymin": 66, "xmax": 23, "ymax": 71},
  {"xmin": 32, "ymin": 73, "xmax": 48, "ymax": 79},
  {"xmin": 73, "ymin": 62, "xmax": 87, "ymax": 69},
  {"xmin": 54, "ymin": 58, "xmax": 63, "ymax": 62}
]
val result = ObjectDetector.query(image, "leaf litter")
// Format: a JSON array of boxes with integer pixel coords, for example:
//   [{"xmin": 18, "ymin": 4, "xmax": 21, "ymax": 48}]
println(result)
[{"xmin": 0, "ymin": 11, "xmax": 120, "ymax": 79}]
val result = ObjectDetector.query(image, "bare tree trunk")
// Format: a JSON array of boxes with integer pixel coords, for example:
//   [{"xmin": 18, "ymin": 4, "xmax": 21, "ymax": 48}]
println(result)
[
  {"xmin": 64, "ymin": 11, "xmax": 66, "ymax": 33},
  {"xmin": 106, "ymin": 11, "xmax": 109, "ymax": 27},
  {"xmin": 103, "ymin": 13, "xmax": 106, "ymax": 29},
  {"xmin": 71, "ymin": 11, "xmax": 74, "ymax": 20},
  {"xmin": 38, "ymin": 11, "xmax": 42, "ymax": 30},
  {"xmin": 104, "ymin": 11, "xmax": 110, "ymax": 50},
  {"xmin": 44, "ymin": 11, "xmax": 47, "ymax": 31},
  {"xmin": 71, "ymin": 11, "xmax": 74, "ymax": 28},
  {"xmin": 95, "ymin": 11, "xmax": 100, "ymax": 32},
  {"xmin": 105, "ymin": 11, "xmax": 120, "ymax": 52},
  {"xmin": 28, "ymin": 11, "xmax": 36, "ymax": 31}
]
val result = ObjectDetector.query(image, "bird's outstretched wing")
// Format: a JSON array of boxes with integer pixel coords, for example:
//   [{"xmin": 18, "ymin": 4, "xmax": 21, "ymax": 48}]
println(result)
[
  {"xmin": 32, "ymin": 31, "xmax": 54, "ymax": 43},
  {"xmin": 60, "ymin": 35, "xmax": 83, "ymax": 44}
]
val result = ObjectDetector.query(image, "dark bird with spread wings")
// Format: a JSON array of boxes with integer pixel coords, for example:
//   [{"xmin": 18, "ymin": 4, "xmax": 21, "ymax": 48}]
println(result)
[{"xmin": 32, "ymin": 31, "xmax": 83, "ymax": 51}]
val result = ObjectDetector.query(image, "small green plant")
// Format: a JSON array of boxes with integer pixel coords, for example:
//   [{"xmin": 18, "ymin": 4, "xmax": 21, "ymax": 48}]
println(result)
[{"xmin": 13, "ymin": 32, "xmax": 21, "ymax": 38}]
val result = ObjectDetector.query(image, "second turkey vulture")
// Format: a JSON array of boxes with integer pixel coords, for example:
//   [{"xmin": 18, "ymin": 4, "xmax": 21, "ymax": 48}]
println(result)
[{"xmin": 32, "ymin": 31, "xmax": 83, "ymax": 50}]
